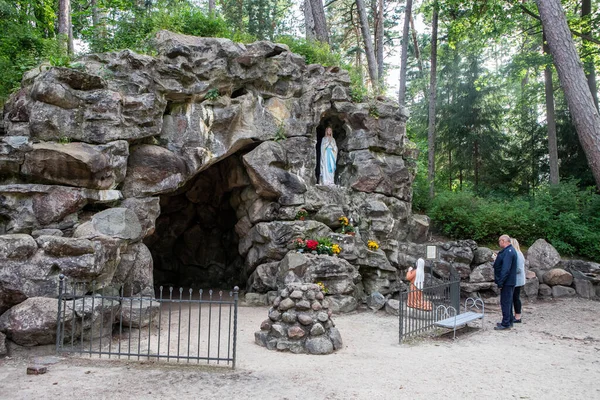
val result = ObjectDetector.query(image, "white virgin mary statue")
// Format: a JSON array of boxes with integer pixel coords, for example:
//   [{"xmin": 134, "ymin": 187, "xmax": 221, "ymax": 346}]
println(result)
[{"xmin": 320, "ymin": 127, "xmax": 338, "ymax": 185}]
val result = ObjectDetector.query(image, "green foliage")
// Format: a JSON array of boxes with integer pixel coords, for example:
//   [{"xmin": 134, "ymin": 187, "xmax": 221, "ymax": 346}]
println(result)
[
  {"xmin": 368, "ymin": 103, "xmax": 380, "ymax": 119},
  {"xmin": 348, "ymin": 67, "xmax": 368, "ymax": 103},
  {"xmin": 85, "ymin": 1, "xmax": 238, "ymax": 54},
  {"xmin": 205, "ymin": 88, "xmax": 220, "ymax": 101},
  {"xmin": 275, "ymin": 36, "xmax": 341, "ymax": 66},
  {"xmin": 427, "ymin": 181, "xmax": 600, "ymax": 260},
  {"xmin": 273, "ymin": 122, "xmax": 286, "ymax": 142},
  {"xmin": 48, "ymin": 55, "xmax": 72, "ymax": 67},
  {"xmin": 0, "ymin": 0, "xmax": 64, "ymax": 104}
]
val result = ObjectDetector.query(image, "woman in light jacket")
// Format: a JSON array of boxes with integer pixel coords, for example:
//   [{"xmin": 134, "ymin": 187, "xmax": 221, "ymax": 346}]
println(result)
[{"xmin": 511, "ymin": 238, "xmax": 526, "ymax": 323}]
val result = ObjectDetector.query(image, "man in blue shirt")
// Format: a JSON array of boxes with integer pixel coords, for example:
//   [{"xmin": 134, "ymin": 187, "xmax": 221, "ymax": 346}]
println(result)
[{"xmin": 493, "ymin": 234, "xmax": 518, "ymax": 330}]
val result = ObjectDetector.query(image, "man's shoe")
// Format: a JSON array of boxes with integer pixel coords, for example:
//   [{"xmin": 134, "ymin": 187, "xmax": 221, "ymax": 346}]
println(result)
[
  {"xmin": 494, "ymin": 325, "xmax": 511, "ymax": 330},
  {"xmin": 512, "ymin": 318, "xmax": 522, "ymax": 323},
  {"xmin": 497, "ymin": 322, "xmax": 513, "ymax": 328}
]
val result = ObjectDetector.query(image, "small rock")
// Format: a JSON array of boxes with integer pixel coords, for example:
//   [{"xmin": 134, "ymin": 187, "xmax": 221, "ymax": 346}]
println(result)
[
  {"xmin": 287, "ymin": 325, "xmax": 306, "ymax": 339},
  {"xmin": 282, "ymin": 311, "xmax": 297, "ymax": 323},
  {"xmin": 27, "ymin": 366, "xmax": 47, "ymax": 375},
  {"xmin": 297, "ymin": 313, "xmax": 313, "ymax": 326},
  {"xmin": 278, "ymin": 298, "xmax": 295, "ymax": 311},
  {"xmin": 295, "ymin": 300, "xmax": 311, "ymax": 310},
  {"xmin": 310, "ymin": 323, "xmax": 325, "ymax": 336}
]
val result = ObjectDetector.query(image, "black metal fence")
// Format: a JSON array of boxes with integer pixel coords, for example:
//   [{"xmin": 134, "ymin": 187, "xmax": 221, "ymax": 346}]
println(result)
[
  {"xmin": 56, "ymin": 275, "xmax": 239, "ymax": 368},
  {"xmin": 399, "ymin": 268, "xmax": 461, "ymax": 343}
]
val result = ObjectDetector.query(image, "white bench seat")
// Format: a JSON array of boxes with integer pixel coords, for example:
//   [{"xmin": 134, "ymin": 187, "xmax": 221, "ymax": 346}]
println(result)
[
  {"xmin": 434, "ymin": 298, "xmax": 485, "ymax": 339},
  {"xmin": 435, "ymin": 311, "xmax": 484, "ymax": 329}
]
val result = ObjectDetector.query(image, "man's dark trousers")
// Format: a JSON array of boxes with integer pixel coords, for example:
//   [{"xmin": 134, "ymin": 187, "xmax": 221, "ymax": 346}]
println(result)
[{"xmin": 500, "ymin": 285, "xmax": 515, "ymax": 327}]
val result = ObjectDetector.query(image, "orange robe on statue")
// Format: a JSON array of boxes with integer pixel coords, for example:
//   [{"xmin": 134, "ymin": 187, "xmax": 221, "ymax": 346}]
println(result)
[{"xmin": 406, "ymin": 269, "xmax": 433, "ymax": 311}]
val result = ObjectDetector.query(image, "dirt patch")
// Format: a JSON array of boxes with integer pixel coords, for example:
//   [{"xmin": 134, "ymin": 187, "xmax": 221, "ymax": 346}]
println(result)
[{"xmin": 1, "ymin": 297, "xmax": 599, "ymax": 399}]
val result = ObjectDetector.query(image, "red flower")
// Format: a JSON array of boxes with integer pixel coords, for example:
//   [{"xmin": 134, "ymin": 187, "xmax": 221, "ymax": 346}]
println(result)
[{"xmin": 306, "ymin": 240, "xmax": 318, "ymax": 251}]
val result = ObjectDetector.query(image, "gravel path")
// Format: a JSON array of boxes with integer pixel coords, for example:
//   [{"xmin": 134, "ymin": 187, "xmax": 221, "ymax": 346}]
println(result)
[{"xmin": 1, "ymin": 297, "xmax": 599, "ymax": 399}]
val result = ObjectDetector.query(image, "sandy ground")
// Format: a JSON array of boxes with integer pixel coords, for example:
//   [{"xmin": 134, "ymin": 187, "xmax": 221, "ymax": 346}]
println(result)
[{"xmin": 1, "ymin": 297, "xmax": 599, "ymax": 400}]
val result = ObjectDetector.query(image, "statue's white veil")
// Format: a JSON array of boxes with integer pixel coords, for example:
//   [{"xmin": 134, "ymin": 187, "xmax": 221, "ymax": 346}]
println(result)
[{"xmin": 415, "ymin": 258, "xmax": 425, "ymax": 290}]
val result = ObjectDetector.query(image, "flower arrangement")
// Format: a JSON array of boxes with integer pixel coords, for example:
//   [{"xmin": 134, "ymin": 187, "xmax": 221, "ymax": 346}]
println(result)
[
  {"xmin": 295, "ymin": 208, "xmax": 308, "ymax": 221},
  {"xmin": 367, "ymin": 240, "xmax": 379, "ymax": 251},
  {"xmin": 293, "ymin": 238, "xmax": 306, "ymax": 250},
  {"xmin": 290, "ymin": 238, "xmax": 342, "ymax": 256},
  {"xmin": 306, "ymin": 239, "xmax": 319, "ymax": 251},
  {"xmin": 338, "ymin": 215, "xmax": 356, "ymax": 235},
  {"xmin": 316, "ymin": 281, "xmax": 329, "ymax": 294},
  {"xmin": 332, "ymin": 244, "xmax": 342, "ymax": 255}
]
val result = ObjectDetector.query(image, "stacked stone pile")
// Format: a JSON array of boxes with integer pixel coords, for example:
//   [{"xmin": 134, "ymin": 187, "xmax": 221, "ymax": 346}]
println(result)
[{"xmin": 255, "ymin": 283, "xmax": 342, "ymax": 355}]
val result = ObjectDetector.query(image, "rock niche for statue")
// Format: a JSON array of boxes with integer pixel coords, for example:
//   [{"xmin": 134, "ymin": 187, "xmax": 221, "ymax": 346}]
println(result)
[{"xmin": 255, "ymin": 283, "xmax": 342, "ymax": 354}]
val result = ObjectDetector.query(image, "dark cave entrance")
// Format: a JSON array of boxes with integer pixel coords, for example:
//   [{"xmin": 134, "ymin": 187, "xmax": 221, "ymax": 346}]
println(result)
[
  {"xmin": 315, "ymin": 114, "xmax": 346, "ymax": 185},
  {"xmin": 144, "ymin": 155, "xmax": 249, "ymax": 290}
]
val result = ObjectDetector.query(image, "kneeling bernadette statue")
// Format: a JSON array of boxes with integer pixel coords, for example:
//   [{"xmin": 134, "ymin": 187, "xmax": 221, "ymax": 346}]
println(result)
[
  {"xmin": 406, "ymin": 258, "xmax": 433, "ymax": 311},
  {"xmin": 320, "ymin": 126, "xmax": 338, "ymax": 185}
]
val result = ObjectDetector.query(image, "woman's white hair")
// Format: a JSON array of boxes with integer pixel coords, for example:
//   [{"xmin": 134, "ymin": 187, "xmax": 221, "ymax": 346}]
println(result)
[{"xmin": 415, "ymin": 258, "xmax": 425, "ymax": 290}]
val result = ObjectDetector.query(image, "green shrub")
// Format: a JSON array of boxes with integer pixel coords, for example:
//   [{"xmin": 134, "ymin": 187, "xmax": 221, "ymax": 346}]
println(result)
[
  {"xmin": 427, "ymin": 181, "xmax": 600, "ymax": 260},
  {"xmin": 275, "ymin": 36, "xmax": 341, "ymax": 66}
]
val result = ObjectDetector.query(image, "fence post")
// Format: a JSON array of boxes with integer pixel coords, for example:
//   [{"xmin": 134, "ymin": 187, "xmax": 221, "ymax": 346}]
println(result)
[
  {"xmin": 55, "ymin": 274, "xmax": 65, "ymax": 353},
  {"xmin": 232, "ymin": 286, "xmax": 239, "ymax": 369},
  {"xmin": 449, "ymin": 267, "xmax": 461, "ymax": 314},
  {"xmin": 398, "ymin": 290, "xmax": 404, "ymax": 343}
]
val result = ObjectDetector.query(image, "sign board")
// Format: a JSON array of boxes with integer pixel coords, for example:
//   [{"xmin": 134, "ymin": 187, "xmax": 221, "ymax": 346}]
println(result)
[{"xmin": 426, "ymin": 245, "xmax": 437, "ymax": 260}]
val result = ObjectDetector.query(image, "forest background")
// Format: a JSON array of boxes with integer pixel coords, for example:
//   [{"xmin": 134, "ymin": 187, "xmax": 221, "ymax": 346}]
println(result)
[{"xmin": 1, "ymin": 0, "xmax": 600, "ymax": 260}]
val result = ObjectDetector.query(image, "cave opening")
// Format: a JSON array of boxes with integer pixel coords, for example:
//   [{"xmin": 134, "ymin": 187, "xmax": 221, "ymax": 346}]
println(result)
[
  {"xmin": 144, "ymin": 154, "xmax": 250, "ymax": 290},
  {"xmin": 315, "ymin": 114, "xmax": 346, "ymax": 185}
]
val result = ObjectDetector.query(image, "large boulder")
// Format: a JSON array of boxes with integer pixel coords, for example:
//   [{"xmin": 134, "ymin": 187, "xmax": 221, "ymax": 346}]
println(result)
[
  {"xmin": 112, "ymin": 242, "xmax": 154, "ymax": 296},
  {"xmin": 277, "ymin": 252, "xmax": 360, "ymax": 297},
  {"xmin": 543, "ymin": 269, "xmax": 573, "ymax": 287},
  {"xmin": 73, "ymin": 207, "xmax": 143, "ymax": 241},
  {"xmin": 0, "ymin": 297, "xmax": 65, "ymax": 346},
  {"xmin": 21, "ymin": 141, "xmax": 128, "ymax": 189},
  {"xmin": 0, "ymin": 234, "xmax": 122, "ymax": 314},
  {"xmin": 469, "ymin": 263, "xmax": 495, "ymax": 283},
  {"xmin": 122, "ymin": 145, "xmax": 187, "ymax": 197},
  {"xmin": 527, "ymin": 239, "xmax": 561, "ymax": 271},
  {"xmin": 0, "ymin": 184, "xmax": 121, "ymax": 233}
]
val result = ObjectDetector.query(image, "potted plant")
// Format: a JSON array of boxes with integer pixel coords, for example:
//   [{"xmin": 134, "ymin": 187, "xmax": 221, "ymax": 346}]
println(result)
[
  {"xmin": 295, "ymin": 208, "xmax": 308, "ymax": 221},
  {"xmin": 293, "ymin": 238, "xmax": 306, "ymax": 253},
  {"xmin": 367, "ymin": 240, "xmax": 379, "ymax": 251}
]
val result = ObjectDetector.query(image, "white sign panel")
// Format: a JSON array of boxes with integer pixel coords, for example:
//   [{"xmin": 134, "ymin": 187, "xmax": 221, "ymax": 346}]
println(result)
[{"xmin": 426, "ymin": 245, "xmax": 437, "ymax": 259}]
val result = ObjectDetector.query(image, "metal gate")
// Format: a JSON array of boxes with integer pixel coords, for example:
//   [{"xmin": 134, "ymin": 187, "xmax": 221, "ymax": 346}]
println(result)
[
  {"xmin": 56, "ymin": 275, "xmax": 239, "ymax": 368},
  {"xmin": 399, "ymin": 267, "xmax": 461, "ymax": 343}
]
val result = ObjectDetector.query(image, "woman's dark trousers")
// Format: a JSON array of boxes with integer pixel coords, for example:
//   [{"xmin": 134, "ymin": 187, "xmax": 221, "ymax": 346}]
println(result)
[{"xmin": 513, "ymin": 286, "xmax": 522, "ymax": 315}]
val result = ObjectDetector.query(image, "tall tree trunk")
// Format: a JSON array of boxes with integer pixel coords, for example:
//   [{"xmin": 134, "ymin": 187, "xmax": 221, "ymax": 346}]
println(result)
[
  {"xmin": 543, "ymin": 33, "xmax": 560, "ymax": 185},
  {"xmin": 582, "ymin": 0, "xmax": 598, "ymax": 110},
  {"xmin": 304, "ymin": 0, "xmax": 316, "ymax": 40},
  {"xmin": 209, "ymin": 0, "xmax": 216, "ymax": 14},
  {"xmin": 91, "ymin": 0, "xmax": 99, "ymax": 26},
  {"xmin": 410, "ymin": 13, "xmax": 423, "ymax": 74},
  {"xmin": 58, "ymin": 0, "xmax": 72, "ymax": 54},
  {"xmin": 427, "ymin": 4, "xmax": 439, "ymax": 199},
  {"xmin": 536, "ymin": 0, "xmax": 600, "ymax": 190},
  {"xmin": 310, "ymin": 0, "xmax": 330, "ymax": 44},
  {"xmin": 474, "ymin": 140, "xmax": 479, "ymax": 188},
  {"xmin": 398, "ymin": 0, "xmax": 413, "ymax": 106},
  {"xmin": 356, "ymin": 0, "xmax": 379, "ymax": 91},
  {"xmin": 375, "ymin": 0, "xmax": 384, "ymax": 83},
  {"xmin": 448, "ymin": 149, "xmax": 452, "ymax": 189}
]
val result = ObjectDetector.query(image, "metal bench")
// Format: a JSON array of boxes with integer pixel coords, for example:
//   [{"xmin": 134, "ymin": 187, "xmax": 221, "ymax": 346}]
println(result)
[{"xmin": 434, "ymin": 298, "xmax": 485, "ymax": 339}]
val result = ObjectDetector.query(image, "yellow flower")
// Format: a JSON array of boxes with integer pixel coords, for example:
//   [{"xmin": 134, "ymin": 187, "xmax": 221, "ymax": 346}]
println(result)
[
  {"xmin": 367, "ymin": 240, "xmax": 379, "ymax": 251},
  {"xmin": 316, "ymin": 282, "xmax": 328, "ymax": 293},
  {"xmin": 332, "ymin": 244, "xmax": 342, "ymax": 254},
  {"xmin": 338, "ymin": 216, "xmax": 349, "ymax": 226}
]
